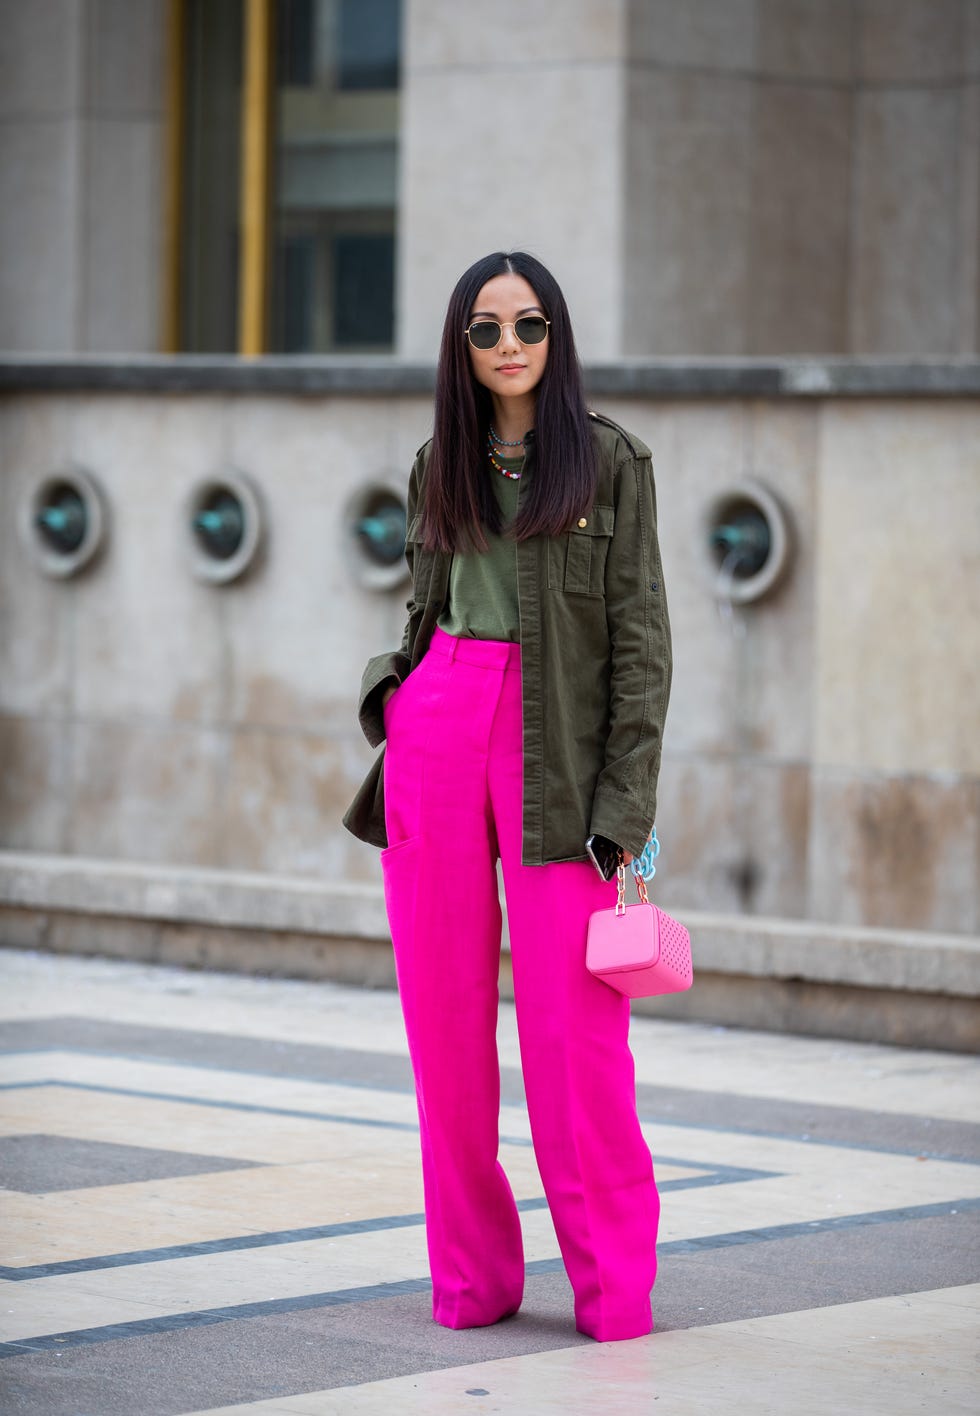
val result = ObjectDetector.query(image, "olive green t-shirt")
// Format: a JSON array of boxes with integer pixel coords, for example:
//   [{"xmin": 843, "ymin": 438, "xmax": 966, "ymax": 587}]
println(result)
[{"xmin": 436, "ymin": 453, "xmax": 527, "ymax": 643}]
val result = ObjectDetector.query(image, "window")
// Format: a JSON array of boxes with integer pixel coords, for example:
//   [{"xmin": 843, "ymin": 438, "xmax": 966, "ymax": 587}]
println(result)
[
  {"xmin": 179, "ymin": 0, "xmax": 243, "ymax": 353},
  {"xmin": 270, "ymin": 0, "xmax": 401, "ymax": 351},
  {"xmin": 174, "ymin": 0, "xmax": 401, "ymax": 354},
  {"xmin": 337, "ymin": 0, "xmax": 401, "ymax": 91}
]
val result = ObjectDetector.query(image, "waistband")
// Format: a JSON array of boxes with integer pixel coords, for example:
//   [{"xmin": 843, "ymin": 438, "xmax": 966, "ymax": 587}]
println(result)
[{"xmin": 428, "ymin": 624, "xmax": 522, "ymax": 670}]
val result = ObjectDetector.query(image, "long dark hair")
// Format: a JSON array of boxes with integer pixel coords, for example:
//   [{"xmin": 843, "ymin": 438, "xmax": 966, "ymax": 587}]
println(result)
[{"xmin": 419, "ymin": 251, "xmax": 598, "ymax": 553}]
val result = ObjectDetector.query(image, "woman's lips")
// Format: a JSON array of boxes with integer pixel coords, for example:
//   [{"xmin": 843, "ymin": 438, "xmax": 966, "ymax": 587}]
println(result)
[{"xmin": 498, "ymin": 364, "xmax": 526, "ymax": 373}]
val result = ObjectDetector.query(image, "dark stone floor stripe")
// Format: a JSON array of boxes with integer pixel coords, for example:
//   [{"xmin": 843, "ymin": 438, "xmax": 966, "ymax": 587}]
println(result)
[
  {"xmin": 0, "ymin": 1207, "xmax": 530, "ymax": 1284},
  {"xmin": 661, "ymin": 1195, "xmax": 980, "ymax": 1251},
  {"xmin": 0, "ymin": 1075, "xmax": 772, "ymax": 1176},
  {"xmin": 0, "ymin": 1277, "xmax": 434, "ymax": 1359},
  {"xmin": 0, "ymin": 1077, "xmax": 427, "ymax": 1136},
  {"xmin": 634, "ymin": 1083, "xmax": 980, "ymax": 1166},
  {"xmin": 3, "ymin": 1015, "xmax": 978, "ymax": 1163},
  {"xmin": 0, "ymin": 1131, "xmax": 259, "ymax": 1194},
  {"xmin": 3, "ymin": 1195, "xmax": 975, "ymax": 1359},
  {"xmin": 0, "ymin": 1017, "xmax": 418, "ymax": 1094},
  {"xmin": 0, "ymin": 1158, "xmax": 774, "ymax": 1280},
  {"xmin": 3, "ymin": 1211, "xmax": 977, "ymax": 1416},
  {"xmin": 511, "ymin": 1196, "xmax": 980, "ymax": 1269}
]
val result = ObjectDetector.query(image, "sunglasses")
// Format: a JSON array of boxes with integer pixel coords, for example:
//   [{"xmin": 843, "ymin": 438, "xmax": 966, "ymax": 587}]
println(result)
[{"xmin": 464, "ymin": 315, "xmax": 551, "ymax": 350}]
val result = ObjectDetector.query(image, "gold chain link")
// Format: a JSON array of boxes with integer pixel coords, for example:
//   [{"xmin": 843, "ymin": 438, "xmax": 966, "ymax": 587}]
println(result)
[{"xmin": 616, "ymin": 852, "xmax": 650, "ymax": 912}]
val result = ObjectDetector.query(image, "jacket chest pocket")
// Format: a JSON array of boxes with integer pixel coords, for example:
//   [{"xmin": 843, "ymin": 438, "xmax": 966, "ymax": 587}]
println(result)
[{"xmin": 547, "ymin": 504, "xmax": 615, "ymax": 597}]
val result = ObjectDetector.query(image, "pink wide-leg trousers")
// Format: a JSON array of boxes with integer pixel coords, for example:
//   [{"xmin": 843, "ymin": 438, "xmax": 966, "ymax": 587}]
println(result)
[{"xmin": 381, "ymin": 625, "xmax": 660, "ymax": 1342}]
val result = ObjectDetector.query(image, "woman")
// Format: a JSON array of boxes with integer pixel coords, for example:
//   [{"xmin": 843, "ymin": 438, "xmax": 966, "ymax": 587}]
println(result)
[{"xmin": 343, "ymin": 251, "xmax": 672, "ymax": 1342}]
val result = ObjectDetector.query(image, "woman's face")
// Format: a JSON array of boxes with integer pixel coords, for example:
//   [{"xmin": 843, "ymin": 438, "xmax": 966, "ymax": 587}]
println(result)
[{"xmin": 465, "ymin": 273, "xmax": 549, "ymax": 401}]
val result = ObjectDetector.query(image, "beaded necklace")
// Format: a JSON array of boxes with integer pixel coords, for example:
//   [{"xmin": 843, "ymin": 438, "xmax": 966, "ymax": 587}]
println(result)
[
  {"xmin": 489, "ymin": 424, "xmax": 524, "ymax": 446},
  {"xmin": 487, "ymin": 429, "xmax": 526, "ymax": 480}
]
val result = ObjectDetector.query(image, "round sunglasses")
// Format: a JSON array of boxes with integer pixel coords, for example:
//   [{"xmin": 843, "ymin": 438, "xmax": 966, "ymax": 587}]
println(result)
[{"xmin": 463, "ymin": 315, "xmax": 551, "ymax": 350}]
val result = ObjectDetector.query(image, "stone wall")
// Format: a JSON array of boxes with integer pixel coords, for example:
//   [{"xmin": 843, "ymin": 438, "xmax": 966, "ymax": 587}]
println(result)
[
  {"xmin": 0, "ymin": 0, "xmax": 167, "ymax": 352},
  {"xmin": 598, "ymin": 393, "xmax": 980, "ymax": 934},
  {"xmin": 620, "ymin": 0, "xmax": 980, "ymax": 357},
  {"xmin": 401, "ymin": 0, "xmax": 980, "ymax": 358},
  {"xmin": 2, "ymin": 0, "xmax": 976, "ymax": 359},
  {"xmin": 1, "ymin": 360, "xmax": 977, "ymax": 937}
]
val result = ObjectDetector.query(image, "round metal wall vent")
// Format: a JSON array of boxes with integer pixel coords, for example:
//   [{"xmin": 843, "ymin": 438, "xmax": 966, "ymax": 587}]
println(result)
[
  {"xmin": 344, "ymin": 482, "xmax": 409, "ymax": 591},
  {"xmin": 704, "ymin": 479, "xmax": 792, "ymax": 604},
  {"xmin": 20, "ymin": 467, "xmax": 107, "ymax": 578},
  {"xmin": 185, "ymin": 472, "xmax": 263, "ymax": 584}
]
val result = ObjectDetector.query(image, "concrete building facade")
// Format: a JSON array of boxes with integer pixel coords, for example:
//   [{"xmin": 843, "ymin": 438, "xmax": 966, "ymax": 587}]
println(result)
[
  {"xmin": 1, "ymin": 3, "xmax": 978, "ymax": 1042},
  {"xmin": 2, "ymin": 0, "xmax": 978, "ymax": 358},
  {"xmin": 1, "ymin": 362, "xmax": 977, "ymax": 946}
]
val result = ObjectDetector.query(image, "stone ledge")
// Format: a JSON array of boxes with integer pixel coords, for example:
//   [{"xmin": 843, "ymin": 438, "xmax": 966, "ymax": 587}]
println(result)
[
  {"xmin": 0, "ymin": 851, "xmax": 389, "ymax": 941},
  {"xmin": 1, "ymin": 851, "xmax": 977, "ymax": 1000},
  {"xmin": 1, "ymin": 354, "xmax": 978, "ymax": 398},
  {"xmin": 680, "ymin": 910, "xmax": 980, "ymax": 996}
]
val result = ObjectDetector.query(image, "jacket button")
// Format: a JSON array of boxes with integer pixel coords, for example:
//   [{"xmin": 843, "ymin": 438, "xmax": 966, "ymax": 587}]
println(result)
[{"xmin": 577, "ymin": 517, "xmax": 587, "ymax": 528}]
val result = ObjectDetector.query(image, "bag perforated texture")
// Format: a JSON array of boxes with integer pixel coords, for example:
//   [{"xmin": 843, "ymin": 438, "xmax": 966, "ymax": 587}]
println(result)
[{"xmin": 586, "ymin": 900, "xmax": 693, "ymax": 998}]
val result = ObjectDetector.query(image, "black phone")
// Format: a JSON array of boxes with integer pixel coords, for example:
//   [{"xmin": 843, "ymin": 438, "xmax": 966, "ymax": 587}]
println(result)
[{"xmin": 585, "ymin": 834, "xmax": 623, "ymax": 882}]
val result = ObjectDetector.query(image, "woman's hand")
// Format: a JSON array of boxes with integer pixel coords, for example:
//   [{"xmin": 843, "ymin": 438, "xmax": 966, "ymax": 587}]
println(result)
[
  {"xmin": 382, "ymin": 684, "xmax": 398, "ymax": 707},
  {"xmin": 621, "ymin": 850, "xmax": 633, "ymax": 865}
]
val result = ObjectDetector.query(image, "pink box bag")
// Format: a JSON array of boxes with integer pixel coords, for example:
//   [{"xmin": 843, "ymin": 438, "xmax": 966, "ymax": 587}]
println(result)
[{"xmin": 586, "ymin": 850, "xmax": 693, "ymax": 999}]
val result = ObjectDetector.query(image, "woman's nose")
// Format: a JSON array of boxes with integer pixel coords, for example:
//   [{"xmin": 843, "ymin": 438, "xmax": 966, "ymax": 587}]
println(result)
[{"xmin": 497, "ymin": 322, "xmax": 521, "ymax": 356}]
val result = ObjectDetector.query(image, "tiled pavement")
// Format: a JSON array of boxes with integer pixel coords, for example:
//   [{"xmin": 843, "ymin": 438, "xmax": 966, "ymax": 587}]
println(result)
[{"xmin": 0, "ymin": 948, "xmax": 977, "ymax": 1415}]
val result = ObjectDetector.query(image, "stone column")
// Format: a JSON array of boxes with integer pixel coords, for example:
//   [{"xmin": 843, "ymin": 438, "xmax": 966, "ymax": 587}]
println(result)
[
  {"xmin": 0, "ymin": 0, "xmax": 166, "ymax": 353},
  {"xmin": 397, "ymin": 0, "xmax": 630, "ymax": 359}
]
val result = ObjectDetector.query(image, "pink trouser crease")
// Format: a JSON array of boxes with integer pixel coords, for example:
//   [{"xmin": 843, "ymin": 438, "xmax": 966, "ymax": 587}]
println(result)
[{"xmin": 381, "ymin": 624, "xmax": 660, "ymax": 1342}]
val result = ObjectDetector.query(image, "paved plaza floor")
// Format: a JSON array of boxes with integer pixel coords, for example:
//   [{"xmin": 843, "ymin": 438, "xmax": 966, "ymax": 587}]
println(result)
[{"xmin": 0, "ymin": 947, "xmax": 976, "ymax": 1414}]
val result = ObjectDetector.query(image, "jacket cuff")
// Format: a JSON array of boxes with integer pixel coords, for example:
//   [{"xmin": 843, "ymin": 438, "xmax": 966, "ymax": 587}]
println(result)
[
  {"xmin": 358, "ymin": 651, "xmax": 411, "ymax": 748},
  {"xmin": 588, "ymin": 787, "xmax": 656, "ymax": 860}
]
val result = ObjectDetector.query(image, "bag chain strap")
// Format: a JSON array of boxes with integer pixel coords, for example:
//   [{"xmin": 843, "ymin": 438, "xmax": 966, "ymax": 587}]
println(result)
[{"xmin": 614, "ymin": 826, "xmax": 660, "ymax": 914}]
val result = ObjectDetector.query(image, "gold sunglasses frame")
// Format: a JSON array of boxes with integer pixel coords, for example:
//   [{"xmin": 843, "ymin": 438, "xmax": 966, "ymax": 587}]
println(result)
[{"xmin": 463, "ymin": 316, "xmax": 552, "ymax": 350}]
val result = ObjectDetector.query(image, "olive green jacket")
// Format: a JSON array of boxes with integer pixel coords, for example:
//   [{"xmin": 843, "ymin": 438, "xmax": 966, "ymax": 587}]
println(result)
[{"xmin": 341, "ymin": 411, "xmax": 672, "ymax": 866}]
